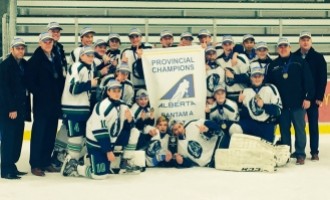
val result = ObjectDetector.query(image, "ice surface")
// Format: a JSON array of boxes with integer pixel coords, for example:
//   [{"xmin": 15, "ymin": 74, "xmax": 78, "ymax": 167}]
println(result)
[{"xmin": 1, "ymin": 136, "xmax": 330, "ymax": 200}]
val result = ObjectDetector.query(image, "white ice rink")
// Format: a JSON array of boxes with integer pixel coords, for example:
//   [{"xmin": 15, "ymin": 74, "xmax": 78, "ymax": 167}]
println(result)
[{"xmin": 1, "ymin": 136, "xmax": 330, "ymax": 200}]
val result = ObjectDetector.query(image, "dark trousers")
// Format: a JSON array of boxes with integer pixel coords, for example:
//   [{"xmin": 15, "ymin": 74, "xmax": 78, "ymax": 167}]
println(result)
[
  {"xmin": 29, "ymin": 115, "xmax": 58, "ymax": 169},
  {"xmin": 0, "ymin": 117, "xmax": 24, "ymax": 176},
  {"xmin": 279, "ymin": 108, "xmax": 306, "ymax": 158},
  {"xmin": 306, "ymin": 102, "xmax": 319, "ymax": 155},
  {"xmin": 239, "ymin": 119, "xmax": 275, "ymax": 143}
]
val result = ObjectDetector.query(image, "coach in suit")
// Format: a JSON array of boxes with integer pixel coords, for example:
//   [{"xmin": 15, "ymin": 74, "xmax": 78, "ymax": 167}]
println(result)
[
  {"xmin": 293, "ymin": 31, "xmax": 327, "ymax": 161},
  {"xmin": 0, "ymin": 38, "xmax": 31, "ymax": 179},
  {"xmin": 26, "ymin": 32, "xmax": 65, "ymax": 176}
]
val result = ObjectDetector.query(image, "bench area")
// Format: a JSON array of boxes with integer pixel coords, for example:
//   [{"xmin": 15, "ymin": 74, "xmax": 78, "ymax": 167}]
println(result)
[{"xmin": 2, "ymin": 0, "xmax": 330, "ymax": 74}]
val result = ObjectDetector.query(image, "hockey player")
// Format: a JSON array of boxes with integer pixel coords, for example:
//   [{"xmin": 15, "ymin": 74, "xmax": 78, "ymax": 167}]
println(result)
[
  {"xmin": 48, "ymin": 22, "xmax": 71, "ymax": 171},
  {"xmin": 197, "ymin": 29, "xmax": 212, "ymax": 49},
  {"xmin": 97, "ymin": 63, "xmax": 134, "ymax": 106},
  {"xmin": 69, "ymin": 27, "xmax": 95, "ymax": 65},
  {"xmin": 121, "ymin": 28, "xmax": 152, "ymax": 90},
  {"xmin": 131, "ymin": 89, "xmax": 155, "ymax": 131},
  {"xmin": 137, "ymin": 116, "xmax": 174, "ymax": 167},
  {"xmin": 169, "ymin": 119, "xmax": 222, "ymax": 168},
  {"xmin": 205, "ymin": 46, "xmax": 225, "ymax": 105},
  {"xmin": 61, "ymin": 46, "xmax": 99, "ymax": 167},
  {"xmin": 106, "ymin": 33, "xmax": 122, "ymax": 74},
  {"xmin": 242, "ymin": 34, "xmax": 257, "ymax": 62},
  {"xmin": 250, "ymin": 41, "xmax": 272, "ymax": 79},
  {"xmin": 217, "ymin": 35, "xmax": 250, "ymax": 102},
  {"xmin": 206, "ymin": 84, "xmax": 241, "ymax": 148},
  {"xmin": 179, "ymin": 32, "xmax": 194, "ymax": 46},
  {"xmin": 159, "ymin": 30, "xmax": 176, "ymax": 48},
  {"xmin": 238, "ymin": 65, "xmax": 282, "ymax": 143},
  {"xmin": 61, "ymin": 80, "xmax": 143, "ymax": 179}
]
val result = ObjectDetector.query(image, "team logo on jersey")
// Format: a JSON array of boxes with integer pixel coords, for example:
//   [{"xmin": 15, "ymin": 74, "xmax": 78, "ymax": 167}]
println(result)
[
  {"xmin": 224, "ymin": 67, "xmax": 235, "ymax": 86},
  {"xmin": 206, "ymin": 73, "xmax": 220, "ymax": 93},
  {"xmin": 146, "ymin": 140, "xmax": 162, "ymax": 157},
  {"xmin": 187, "ymin": 140, "xmax": 203, "ymax": 159},
  {"xmin": 249, "ymin": 98, "xmax": 264, "ymax": 116},
  {"xmin": 161, "ymin": 74, "xmax": 195, "ymax": 102}
]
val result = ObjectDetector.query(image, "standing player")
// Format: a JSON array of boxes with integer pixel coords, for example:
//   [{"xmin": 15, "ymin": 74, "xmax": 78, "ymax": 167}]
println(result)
[
  {"xmin": 238, "ymin": 65, "xmax": 282, "ymax": 143},
  {"xmin": 170, "ymin": 119, "xmax": 222, "ymax": 168},
  {"xmin": 217, "ymin": 35, "xmax": 250, "ymax": 102},
  {"xmin": 48, "ymin": 22, "xmax": 71, "ymax": 170},
  {"xmin": 61, "ymin": 80, "xmax": 142, "ymax": 179},
  {"xmin": 121, "ymin": 28, "xmax": 152, "ymax": 90},
  {"xmin": 293, "ymin": 31, "xmax": 327, "ymax": 161},
  {"xmin": 69, "ymin": 27, "xmax": 95, "ymax": 65},
  {"xmin": 179, "ymin": 32, "xmax": 194, "ymax": 47},
  {"xmin": 0, "ymin": 38, "xmax": 30, "ymax": 179},
  {"xmin": 159, "ymin": 30, "xmax": 176, "ymax": 48},
  {"xmin": 250, "ymin": 41, "xmax": 272, "ymax": 79},
  {"xmin": 98, "ymin": 63, "xmax": 135, "ymax": 106},
  {"xmin": 61, "ymin": 46, "xmax": 99, "ymax": 167},
  {"xmin": 242, "ymin": 34, "xmax": 257, "ymax": 62},
  {"xmin": 106, "ymin": 33, "xmax": 122, "ymax": 74},
  {"xmin": 267, "ymin": 38, "xmax": 314, "ymax": 165},
  {"xmin": 197, "ymin": 29, "xmax": 212, "ymax": 49}
]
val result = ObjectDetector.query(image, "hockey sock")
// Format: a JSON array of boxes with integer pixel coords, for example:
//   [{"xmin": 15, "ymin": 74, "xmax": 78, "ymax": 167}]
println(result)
[{"xmin": 67, "ymin": 136, "xmax": 84, "ymax": 160}]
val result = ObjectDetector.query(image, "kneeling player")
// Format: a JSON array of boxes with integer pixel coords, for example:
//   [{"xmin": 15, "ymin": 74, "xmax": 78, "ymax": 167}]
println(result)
[
  {"xmin": 170, "ymin": 119, "xmax": 222, "ymax": 168},
  {"xmin": 61, "ymin": 80, "xmax": 144, "ymax": 179},
  {"xmin": 207, "ymin": 84, "xmax": 241, "ymax": 148},
  {"xmin": 238, "ymin": 65, "xmax": 282, "ymax": 143}
]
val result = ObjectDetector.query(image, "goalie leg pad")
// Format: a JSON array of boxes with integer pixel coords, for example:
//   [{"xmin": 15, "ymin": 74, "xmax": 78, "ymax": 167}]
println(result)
[
  {"xmin": 229, "ymin": 134, "xmax": 275, "ymax": 154},
  {"xmin": 214, "ymin": 148, "xmax": 276, "ymax": 172},
  {"xmin": 275, "ymin": 145, "xmax": 291, "ymax": 167}
]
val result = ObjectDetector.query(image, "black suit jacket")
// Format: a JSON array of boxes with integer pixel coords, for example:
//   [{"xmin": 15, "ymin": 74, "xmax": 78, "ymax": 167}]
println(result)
[
  {"xmin": 0, "ymin": 54, "xmax": 31, "ymax": 121},
  {"xmin": 26, "ymin": 47, "xmax": 65, "ymax": 118},
  {"xmin": 294, "ymin": 47, "xmax": 327, "ymax": 101}
]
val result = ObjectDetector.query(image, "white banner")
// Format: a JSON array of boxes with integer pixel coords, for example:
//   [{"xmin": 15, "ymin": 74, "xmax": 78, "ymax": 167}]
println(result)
[{"xmin": 142, "ymin": 46, "xmax": 206, "ymax": 123}]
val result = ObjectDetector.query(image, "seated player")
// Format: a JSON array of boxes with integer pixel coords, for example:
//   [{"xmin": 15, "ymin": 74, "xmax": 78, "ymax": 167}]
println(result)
[
  {"xmin": 238, "ymin": 65, "xmax": 282, "ymax": 143},
  {"xmin": 131, "ymin": 89, "xmax": 155, "ymax": 131},
  {"xmin": 169, "ymin": 119, "xmax": 222, "ymax": 168},
  {"xmin": 137, "ymin": 116, "xmax": 175, "ymax": 167}
]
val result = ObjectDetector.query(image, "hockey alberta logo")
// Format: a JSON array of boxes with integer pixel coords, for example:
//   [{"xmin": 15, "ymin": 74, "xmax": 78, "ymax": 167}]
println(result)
[
  {"xmin": 187, "ymin": 140, "xmax": 203, "ymax": 159},
  {"xmin": 161, "ymin": 74, "xmax": 195, "ymax": 102},
  {"xmin": 206, "ymin": 73, "xmax": 220, "ymax": 93}
]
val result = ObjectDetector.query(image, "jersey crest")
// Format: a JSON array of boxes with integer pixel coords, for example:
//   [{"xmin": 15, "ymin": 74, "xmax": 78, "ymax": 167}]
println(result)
[{"xmin": 187, "ymin": 140, "xmax": 203, "ymax": 159}]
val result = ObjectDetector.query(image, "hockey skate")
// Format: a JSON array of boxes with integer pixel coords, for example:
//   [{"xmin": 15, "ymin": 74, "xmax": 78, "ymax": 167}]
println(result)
[
  {"xmin": 61, "ymin": 155, "xmax": 79, "ymax": 177},
  {"xmin": 119, "ymin": 158, "xmax": 143, "ymax": 175},
  {"xmin": 51, "ymin": 150, "xmax": 67, "ymax": 171}
]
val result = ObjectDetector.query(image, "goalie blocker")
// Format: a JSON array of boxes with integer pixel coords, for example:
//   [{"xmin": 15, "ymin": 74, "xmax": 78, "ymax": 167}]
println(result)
[{"xmin": 214, "ymin": 134, "xmax": 290, "ymax": 172}]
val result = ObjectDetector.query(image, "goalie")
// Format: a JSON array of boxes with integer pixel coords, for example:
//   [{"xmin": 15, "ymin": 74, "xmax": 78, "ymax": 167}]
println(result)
[{"xmin": 214, "ymin": 134, "xmax": 290, "ymax": 172}]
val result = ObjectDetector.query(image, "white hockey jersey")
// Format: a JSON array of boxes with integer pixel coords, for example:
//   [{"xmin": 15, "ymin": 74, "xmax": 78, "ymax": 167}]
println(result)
[
  {"xmin": 61, "ymin": 61, "xmax": 94, "ymax": 121},
  {"xmin": 177, "ymin": 119, "xmax": 219, "ymax": 167},
  {"xmin": 217, "ymin": 53, "xmax": 250, "ymax": 99},
  {"xmin": 121, "ymin": 43, "xmax": 153, "ymax": 89},
  {"xmin": 206, "ymin": 66, "xmax": 225, "ymax": 98},
  {"xmin": 86, "ymin": 98, "xmax": 132, "ymax": 152},
  {"xmin": 241, "ymin": 84, "xmax": 282, "ymax": 122},
  {"xmin": 143, "ymin": 126, "xmax": 170, "ymax": 167},
  {"xmin": 208, "ymin": 98, "xmax": 240, "ymax": 123}
]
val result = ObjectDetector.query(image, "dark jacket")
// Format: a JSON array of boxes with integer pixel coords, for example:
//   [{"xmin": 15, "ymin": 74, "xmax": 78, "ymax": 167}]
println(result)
[
  {"xmin": 293, "ymin": 47, "xmax": 327, "ymax": 101},
  {"xmin": 26, "ymin": 47, "xmax": 65, "ymax": 118},
  {"xmin": 0, "ymin": 54, "xmax": 31, "ymax": 121},
  {"xmin": 266, "ymin": 53, "xmax": 315, "ymax": 109},
  {"xmin": 53, "ymin": 42, "xmax": 68, "ymax": 75}
]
